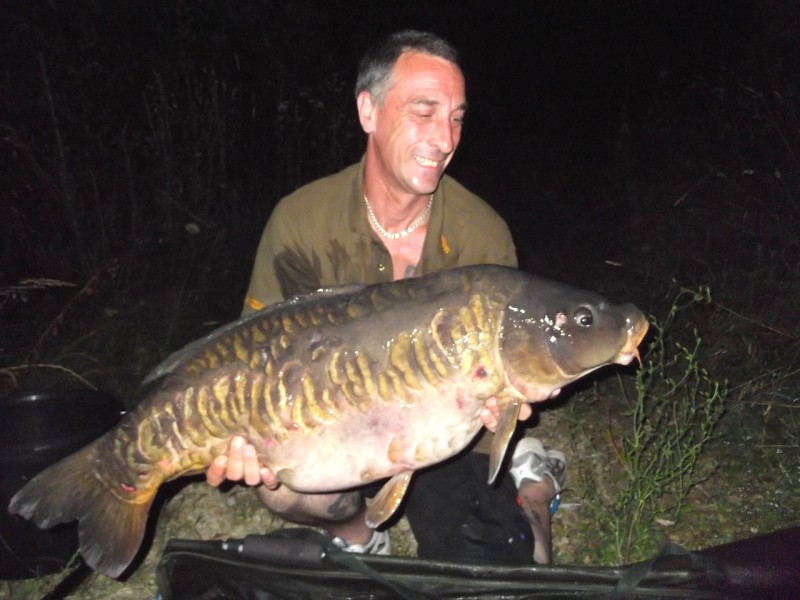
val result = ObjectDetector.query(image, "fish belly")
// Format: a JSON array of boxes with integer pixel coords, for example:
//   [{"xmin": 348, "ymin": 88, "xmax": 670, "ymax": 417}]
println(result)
[{"xmin": 255, "ymin": 382, "xmax": 486, "ymax": 491}]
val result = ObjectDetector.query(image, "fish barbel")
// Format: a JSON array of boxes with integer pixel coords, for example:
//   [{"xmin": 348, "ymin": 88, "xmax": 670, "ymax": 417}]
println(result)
[{"xmin": 8, "ymin": 265, "xmax": 648, "ymax": 577}]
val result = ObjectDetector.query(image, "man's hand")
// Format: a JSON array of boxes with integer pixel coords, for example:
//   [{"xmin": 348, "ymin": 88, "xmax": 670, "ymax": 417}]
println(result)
[
  {"xmin": 206, "ymin": 437, "xmax": 280, "ymax": 490},
  {"xmin": 480, "ymin": 396, "xmax": 547, "ymax": 432}
]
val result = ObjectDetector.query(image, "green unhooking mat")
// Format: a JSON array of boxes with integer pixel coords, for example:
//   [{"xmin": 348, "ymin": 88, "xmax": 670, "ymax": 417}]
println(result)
[{"xmin": 155, "ymin": 526, "xmax": 799, "ymax": 599}]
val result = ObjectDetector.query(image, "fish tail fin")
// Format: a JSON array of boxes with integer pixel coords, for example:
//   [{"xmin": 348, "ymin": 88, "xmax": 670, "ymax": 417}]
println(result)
[{"xmin": 8, "ymin": 443, "xmax": 154, "ymax": 578}]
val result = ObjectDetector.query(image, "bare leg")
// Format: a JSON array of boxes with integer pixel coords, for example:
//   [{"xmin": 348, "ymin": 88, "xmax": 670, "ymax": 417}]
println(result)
[
  {"xmin": 207, "ymin": 437, "xmax": 376, "ymax": 546},
  {"xmin": 517, "ymin": 478, "xmax": 556, "ymax": 564},
  {"xmin": 255, "ymin": 485, "xmax": 374, "ymax": 545}
]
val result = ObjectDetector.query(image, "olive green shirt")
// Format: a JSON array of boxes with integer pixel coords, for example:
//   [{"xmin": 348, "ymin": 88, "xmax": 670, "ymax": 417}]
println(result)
[{"xmin": 243, "ymin": 157, "xmax": 517, "ymax": 314}]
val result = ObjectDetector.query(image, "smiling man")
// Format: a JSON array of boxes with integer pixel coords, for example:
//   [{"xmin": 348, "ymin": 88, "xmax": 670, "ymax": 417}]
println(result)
[
  {"xmin": 238, "ymin": 31, "xmax": 517, "ymax": 312},
  {"xmin": 208, "ymin": 30, "xmax": 566, "ymax": 565}
]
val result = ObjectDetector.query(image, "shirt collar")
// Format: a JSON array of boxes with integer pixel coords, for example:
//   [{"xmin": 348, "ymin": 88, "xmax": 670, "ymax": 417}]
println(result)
[{"xmin": 349, "ymin": 155, "xmax": 446, "ymax": 236}]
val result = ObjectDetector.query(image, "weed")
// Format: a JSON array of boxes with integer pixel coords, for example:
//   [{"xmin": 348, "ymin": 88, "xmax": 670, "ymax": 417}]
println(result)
[{"xmin": 570, "ymin": 285, "xmax": 727, "ymax": 565}]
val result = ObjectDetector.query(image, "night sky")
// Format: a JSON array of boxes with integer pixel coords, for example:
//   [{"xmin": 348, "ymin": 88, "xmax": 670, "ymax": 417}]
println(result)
[{"xmin": 0, "ymin": 1, "xmax": 796, "ymax": 282}]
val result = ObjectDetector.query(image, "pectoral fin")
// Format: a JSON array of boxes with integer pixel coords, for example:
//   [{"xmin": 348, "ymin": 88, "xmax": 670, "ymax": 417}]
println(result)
[
  {"xmin": 488, "ymin": 397, "xmax": 522, "ymax": 484},
  {"xmin": 364, "ymin": 471, "xmax": 413, "ymax": 528}
]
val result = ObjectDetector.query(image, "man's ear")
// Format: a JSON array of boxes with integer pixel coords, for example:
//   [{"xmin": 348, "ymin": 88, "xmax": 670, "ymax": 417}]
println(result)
[{"xmin": 356, "ymin": 90, "xmax": 377, "ymax": 134}]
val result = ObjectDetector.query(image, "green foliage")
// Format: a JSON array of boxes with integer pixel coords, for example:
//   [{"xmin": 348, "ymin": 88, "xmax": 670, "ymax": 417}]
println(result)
[{"xmin": 571, "ymin": 285, "xmax": 727, "ymax": 565}]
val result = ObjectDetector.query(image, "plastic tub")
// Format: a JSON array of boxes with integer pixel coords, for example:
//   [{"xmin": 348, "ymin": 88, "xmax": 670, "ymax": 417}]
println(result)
[{"xmin": 0, "ymin": 389, "xmax": 124, "ymax": 579}]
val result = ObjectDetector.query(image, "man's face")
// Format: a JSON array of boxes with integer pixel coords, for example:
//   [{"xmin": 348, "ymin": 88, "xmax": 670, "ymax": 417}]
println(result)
[{"xmin": 362, "ymin": 51, "xmax": 467, "ymax": 197}]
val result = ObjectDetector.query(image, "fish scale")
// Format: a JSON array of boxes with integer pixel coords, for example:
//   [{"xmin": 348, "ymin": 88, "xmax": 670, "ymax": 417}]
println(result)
[
  {"xmin": 8, "ymin": 265, "xmax": 649, "ymax": 578},
  {"xmin": 157, "ymin": 291, "xmax": 476, "ymax": 457}
]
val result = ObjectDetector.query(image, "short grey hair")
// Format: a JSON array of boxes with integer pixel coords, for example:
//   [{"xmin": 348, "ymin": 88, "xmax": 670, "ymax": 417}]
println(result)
[{"xmin": 355, "ymin": 30, "xmax": 461, "ymax": 104}]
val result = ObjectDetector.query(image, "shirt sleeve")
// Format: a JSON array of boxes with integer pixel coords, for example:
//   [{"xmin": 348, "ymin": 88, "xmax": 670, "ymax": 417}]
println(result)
[
  {"xmin": 452, "ymin": 218, "xmax": 518, "ymax": 270},
  {"xmin": 242, "ymin": 203, "xmax": 321, "ymax": 316},
  {"xmin": 483, "ymin": 221, "xmax": 518, "ymax": 268}
]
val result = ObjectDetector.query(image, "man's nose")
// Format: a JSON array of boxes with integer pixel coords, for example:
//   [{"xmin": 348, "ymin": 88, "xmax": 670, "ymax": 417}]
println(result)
[{"xmin": 430, "ymin": 116, "xmax": 455, "ymax": 155}]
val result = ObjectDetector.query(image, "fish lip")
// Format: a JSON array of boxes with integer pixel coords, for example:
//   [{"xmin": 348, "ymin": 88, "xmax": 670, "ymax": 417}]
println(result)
[
  {"xmin": 615, "ymin": 350, "xmax": 639, "ymax": 366},
  {"xmin": 617, "ymin": 327, "xmax": 649, "ymax": 366}
]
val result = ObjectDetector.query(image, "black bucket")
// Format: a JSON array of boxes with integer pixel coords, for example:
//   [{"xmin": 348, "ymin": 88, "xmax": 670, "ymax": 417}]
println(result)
[{"xmin": 0, "ymin": 389, "xmax": 125, "ymax": 579}]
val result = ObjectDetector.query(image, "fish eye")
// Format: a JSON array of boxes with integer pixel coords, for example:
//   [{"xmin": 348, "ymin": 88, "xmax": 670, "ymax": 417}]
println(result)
[{"xmin": 574, "ymin": 307, "xmax": 593, "ymax": 327}]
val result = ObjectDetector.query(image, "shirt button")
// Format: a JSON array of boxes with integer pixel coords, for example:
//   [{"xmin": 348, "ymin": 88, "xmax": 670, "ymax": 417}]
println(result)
[{"xmin": 377, "ymin": 263, "xmax": 386, "ymax": 272}]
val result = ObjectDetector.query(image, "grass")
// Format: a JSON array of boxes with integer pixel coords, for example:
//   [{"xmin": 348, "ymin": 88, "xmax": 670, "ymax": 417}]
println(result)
[{"xmin": 547, "ymin": 279, "xmax": 798, "ymax": 568}]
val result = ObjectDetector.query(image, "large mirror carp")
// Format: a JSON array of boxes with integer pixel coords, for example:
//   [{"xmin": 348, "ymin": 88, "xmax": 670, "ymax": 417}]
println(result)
[{"xmin": 9, "ymin": 265, "xmax": 649, "ymax": 577}]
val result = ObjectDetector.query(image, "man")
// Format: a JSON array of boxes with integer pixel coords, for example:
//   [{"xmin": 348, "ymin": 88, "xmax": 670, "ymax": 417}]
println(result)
[{"xmin": 207, "ymin": 30, "xmax": 566, "ymax": 565}]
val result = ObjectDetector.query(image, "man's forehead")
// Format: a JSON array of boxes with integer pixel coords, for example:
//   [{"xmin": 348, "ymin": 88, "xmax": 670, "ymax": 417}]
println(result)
[
  {"xmin": 388, "ymin": 51, "xmax": 466, "ymax": 107},
  {"xmin": 407, "ymin": 96, "xmax": 468, "ymax": 112}
]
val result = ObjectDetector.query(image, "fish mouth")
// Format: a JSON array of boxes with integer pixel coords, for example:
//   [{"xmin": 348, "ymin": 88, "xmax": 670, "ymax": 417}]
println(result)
[
  {"xmin": 616, "ymin": 348, "xmax": 642, "ymax": 366},
  {"xmin": 616, "ymin": 318, "xmax": 650, "ymax": 366}
]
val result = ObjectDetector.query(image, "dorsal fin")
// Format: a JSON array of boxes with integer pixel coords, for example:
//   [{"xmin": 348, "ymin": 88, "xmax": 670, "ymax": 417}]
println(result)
[{"xmin": 142, "ymin": 285, "xmax": 364, "ymax": 384}]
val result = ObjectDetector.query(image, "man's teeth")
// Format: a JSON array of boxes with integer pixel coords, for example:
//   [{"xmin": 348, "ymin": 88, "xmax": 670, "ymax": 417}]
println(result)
[{"xmin": 415, "ymin": 156, "xmax": 439, "ymax": 167}]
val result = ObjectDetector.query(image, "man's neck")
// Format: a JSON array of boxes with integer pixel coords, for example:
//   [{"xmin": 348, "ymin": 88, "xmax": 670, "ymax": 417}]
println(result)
[
  {"xmin": 362, "ymin": 160, "xmax": 430, "ymax": 279},
  {"xmin": 363, "ymin": 172, "xmax": 431, "ymax": 231}
]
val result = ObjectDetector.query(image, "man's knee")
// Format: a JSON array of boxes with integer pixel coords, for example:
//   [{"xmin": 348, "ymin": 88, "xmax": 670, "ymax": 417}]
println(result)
[{"xmin": 256, "ymin": 487, "xmax": 363, "ymax": 525}]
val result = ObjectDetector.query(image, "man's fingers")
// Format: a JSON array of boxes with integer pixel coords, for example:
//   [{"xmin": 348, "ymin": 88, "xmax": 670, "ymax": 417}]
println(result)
[
  {"xmin": 480, "ymin": 397, "xmax": 534, "ymax": 433},
  {"xmin": 261, "ymin": 468, "xmax": 280, "ymax": 490},
  {"xmin": 242, "ymin": 444, "xmax": 263, "ymax": 486},
  {"xmin": 480, "ymin": 407, "xmax": 498, "ymax": 432},
  {"xmin": 206, "ymin": 455, "xmax": 227, "ymax": 487},
  {"xmin": 206, "ymin": 435, "xmax": 280, "ymax": 489},
  {"xmin": 225, "ymin": 437, "xmax": 246, "ymax": 480}
]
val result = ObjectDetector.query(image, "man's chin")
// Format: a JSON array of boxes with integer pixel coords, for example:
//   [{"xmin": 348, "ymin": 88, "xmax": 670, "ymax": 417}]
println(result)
[{"xmin": 408, "ymin": 174, "xmax": 444, "ymax": 194}]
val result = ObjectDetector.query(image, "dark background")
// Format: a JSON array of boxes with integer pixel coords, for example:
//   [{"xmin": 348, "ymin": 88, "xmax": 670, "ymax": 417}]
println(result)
[
  {"xmin": 1, "ymin": 0, "xmax": 797, "ymax": 388},
  {"xmin": 0, "ymin": 2, "xmax": 798, "ymax": 584}
]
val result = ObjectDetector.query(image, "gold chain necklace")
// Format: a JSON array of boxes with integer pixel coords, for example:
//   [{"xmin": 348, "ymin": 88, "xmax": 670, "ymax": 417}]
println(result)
[{"xmin": 363, "ymin": 194, "xmax": 433, "ymax": 240}]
